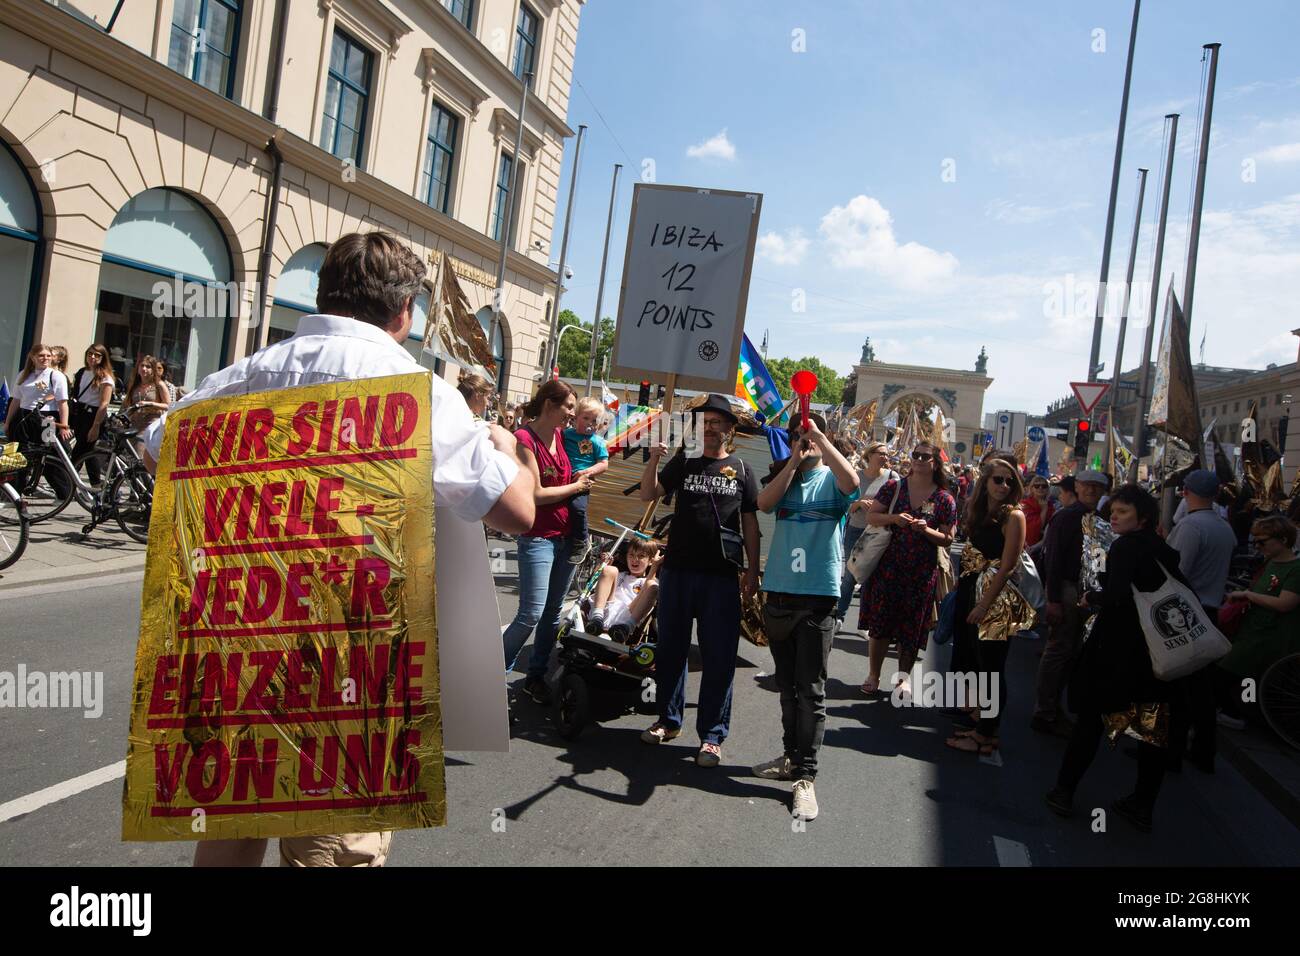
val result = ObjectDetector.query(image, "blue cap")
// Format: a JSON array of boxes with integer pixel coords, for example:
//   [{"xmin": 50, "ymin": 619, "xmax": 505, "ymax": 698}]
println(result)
[{"xmin": 1184, "ymin": 469, "xmax": 1219, "ymax": 498}]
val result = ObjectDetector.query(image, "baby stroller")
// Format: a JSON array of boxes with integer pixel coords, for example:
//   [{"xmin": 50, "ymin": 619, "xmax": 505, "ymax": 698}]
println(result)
[{"xmin": 551, "ymin": 517, "xmax": 663, "ymax": 739}]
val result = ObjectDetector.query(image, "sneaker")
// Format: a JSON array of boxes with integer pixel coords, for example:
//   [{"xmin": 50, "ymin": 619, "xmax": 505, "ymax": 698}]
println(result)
[
  {"xmin": 521, "ymin": 675, "xmax": 551, "ymax": 705},
  {"xmin": 1216, "ymin": 711, "xmax": 1246, "ymax": 731},
  {"xmin": 584, "ymin": 611, "xmax": 606, "ymax": 636},
  {"xmin": 1111, "ymin": 794, "xmax": 1153, "ymax": 833},
  {"xmin": 568, "ymin": 537, "xmax": 591, "ymax": 565},
  {"xmin": 1044, "ymin": 786, "xmax": 1074, "ymax": 818},
  {"xmin": 752, "ymin": 755, "xmax": 794, "ymax": 780},
  {"xmin": 696, "ymin": 742, "xmax": 722, "ymax": 767},
  {"xmin": 792, "ymin": 779, "xmax": 819, "ymax": 820},
  {"xmin": 640, "ymin": 722, "xmax": 682, "ymax": 744},
  {"xmin": 608, "ymin": 623, "xmax": 631, "ymax": 645}
]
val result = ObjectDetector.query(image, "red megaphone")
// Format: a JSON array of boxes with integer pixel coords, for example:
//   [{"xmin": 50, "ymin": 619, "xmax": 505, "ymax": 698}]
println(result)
[{"xmin": 790, "ymin": 370, "xmax": 818, "ymax": 431}]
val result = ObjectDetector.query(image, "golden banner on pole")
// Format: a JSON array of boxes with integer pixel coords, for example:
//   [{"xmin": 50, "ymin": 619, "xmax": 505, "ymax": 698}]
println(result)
[{"xmin": 122, "ymin": 374, "xmax": 442, "ymax": 841}]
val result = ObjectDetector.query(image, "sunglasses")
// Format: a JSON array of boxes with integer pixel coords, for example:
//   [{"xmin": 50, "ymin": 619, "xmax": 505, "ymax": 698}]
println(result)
[
  {"xmin": 911, "ymin": 452, "xmax": 933, "ymax": 462},
  {"xmin": 989, "ymin": 475, "xmax": 1014, "ymax": 487}
]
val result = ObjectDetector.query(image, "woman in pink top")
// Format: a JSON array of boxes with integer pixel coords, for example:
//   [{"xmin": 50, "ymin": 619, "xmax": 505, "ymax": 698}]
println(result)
[{"xmin": 502, "ymin": 380, "xmax": 595, "ymax": 705}]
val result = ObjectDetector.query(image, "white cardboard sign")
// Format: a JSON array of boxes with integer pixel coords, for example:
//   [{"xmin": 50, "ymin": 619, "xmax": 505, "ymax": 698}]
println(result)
[{"xmin": 610, "ymin": 184, "xmax": 762, "ymax": 392}]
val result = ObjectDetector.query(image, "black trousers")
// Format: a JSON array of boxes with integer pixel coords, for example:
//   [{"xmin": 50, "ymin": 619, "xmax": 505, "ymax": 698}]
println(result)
[
  {"xmin": 1056, "ymin": 708, "xmax": 1166, "ymax": 814},
  {"xmin": 12, "ymin": 409, "xmax": 73, "ymax": 498},
  {"xmin": 69, "ymin": 402, "xmax": 103, "ymax": 483},
  {"xmin": 1166, "ymin": 602, "xmax": 1221, "ymax": 760}
]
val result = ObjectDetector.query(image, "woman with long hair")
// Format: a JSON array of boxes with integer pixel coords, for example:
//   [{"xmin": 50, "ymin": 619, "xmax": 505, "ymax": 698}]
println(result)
[
  {"xmin": 946, "ymin": 456, "xmax": 1033, "ymax": 754},
  {"xmin": 1046, "ymin": 484, "xmax": 1191, "ymax": 832},
  {"xmin": 836, "ymin": 440, "xmax": 900, "ymax": 628},
  {"xmin": 69, "ymin": 344, "xmax": 116, "ymax": 484},
  {"xmin": 853, "ymin": 440, "xmax": 958, "ymax": 696},
  {"xmin": 124, "ymin": 353, "xmax": 170, "ymax": 435},
  {"xmin": 4, "ymin": 344, "xmax": 73, "ymax": 447},
  {"xmin": 501, "ymin": 379, "xmax": 593, "ymax": 706}
]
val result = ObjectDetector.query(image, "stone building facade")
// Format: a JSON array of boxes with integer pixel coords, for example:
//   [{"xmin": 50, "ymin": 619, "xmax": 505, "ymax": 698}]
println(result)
[{"xmin": 1, "ymin": 0, "xmax": 583, "ymax": 405}]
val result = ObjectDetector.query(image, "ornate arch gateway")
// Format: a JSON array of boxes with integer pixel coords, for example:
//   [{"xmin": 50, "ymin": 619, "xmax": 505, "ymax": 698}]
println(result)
[{"xmin": 853, "ymin": 339, "xmax": 993, "ymax": 465}]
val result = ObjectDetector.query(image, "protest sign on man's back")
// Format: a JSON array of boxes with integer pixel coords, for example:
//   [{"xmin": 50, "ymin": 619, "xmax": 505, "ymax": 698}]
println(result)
[{"xmin": 122, "ymin": 373, "xmax": 442, "ymax": 841}]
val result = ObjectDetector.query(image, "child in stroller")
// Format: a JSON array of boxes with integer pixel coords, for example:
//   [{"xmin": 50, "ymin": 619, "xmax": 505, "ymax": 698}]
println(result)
[{"xmin": 584, "ymin": 535, "xmax": 662, "ymax": 643}]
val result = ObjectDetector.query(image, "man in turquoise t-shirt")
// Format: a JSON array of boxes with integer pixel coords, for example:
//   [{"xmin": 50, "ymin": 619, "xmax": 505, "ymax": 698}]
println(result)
[{"xmin": 753, "ymin": 411, "xmax": 859, "ymax": 821}]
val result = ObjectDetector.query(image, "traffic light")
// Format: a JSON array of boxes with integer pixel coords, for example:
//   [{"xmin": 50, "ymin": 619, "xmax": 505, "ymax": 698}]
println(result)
[
  {"xmin": 1074, "ymin": 418, "xmax": 1092, "ymax": 458},
  {"xmin": 637, "ymin": 380, "xmax": 651, "ymax": 406}
]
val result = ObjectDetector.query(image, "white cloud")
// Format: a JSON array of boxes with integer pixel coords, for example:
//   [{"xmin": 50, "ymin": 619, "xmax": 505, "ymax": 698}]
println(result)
[
  {"xmin": 818, "ymin": 195, "xmax": 958, "ymax": 287},
  {"xmin": 1257, "ymin": 142, "xmax": 1300, "ymax": 164},
  {"xmin": 985, "ymin": 198, "xmax": 1091, "ymax": 224},
  {"xmin": 685, "ymin": 129, "xmax": 736, "ymax": 162},
  {"xmin": 757, "ymin": 228, "xmax": 809, "ymax": 266}
]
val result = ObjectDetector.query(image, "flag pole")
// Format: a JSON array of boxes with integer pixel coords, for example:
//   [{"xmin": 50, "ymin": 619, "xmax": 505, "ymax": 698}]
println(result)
[
  {"xmin": 586, "ymin": 163, "xmax": 622, "ymax": 397},
  {"xmin": 1107, "ymin": 167, "xmax": 1147, "ymax": 441},
  {"xmin": 1182, "ymin": 43, "xmax": 1222, "ymax": 331},
  {"xmin": 1087, "ymin": 0, "xmax": 1142, "ymax": 383},
  {"xmin": 1134, "ymin": 114, "xmax": 1178, "ymax": 473}
]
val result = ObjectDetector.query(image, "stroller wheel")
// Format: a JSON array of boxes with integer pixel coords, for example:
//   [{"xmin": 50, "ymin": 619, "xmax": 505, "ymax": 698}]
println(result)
[
  {"xmin": 554, "ymin": 671, "xmax": 589, "ymax": 740},
  {"xmin": 633, "ymin": 643, "xmax": 656, "ymax": 668}
]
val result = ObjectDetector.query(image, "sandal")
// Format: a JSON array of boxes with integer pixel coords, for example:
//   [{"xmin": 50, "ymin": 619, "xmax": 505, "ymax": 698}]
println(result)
[
  {"xmin": 945, "ymin": 732, "xmax": 998, "ymax": 755},
  {"xmin": 861, "ymin": 675, "xmax": 880, "ymax": 695},
  {"xmin": 951, "ymin": 726, "xmax": 1000, "ymax": 747}
]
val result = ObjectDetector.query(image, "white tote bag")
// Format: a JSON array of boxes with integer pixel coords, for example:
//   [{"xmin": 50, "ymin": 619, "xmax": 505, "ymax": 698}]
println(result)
[
  {"xmin": 847, "ymin": 483, "xmax": 901, "ymax": 584},
  {"xmin": 1014, "ymin": 550, "xmax": 1045, "ymax": 612},
  {"xmin": 1133, "ymin": 561, "xmax": 1232, "ymax": 681}
]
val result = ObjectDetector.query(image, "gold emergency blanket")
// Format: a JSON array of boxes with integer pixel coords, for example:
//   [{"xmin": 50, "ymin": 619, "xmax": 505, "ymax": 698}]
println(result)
[
  {"xmin": 122, "ymin": 374, "xmax": 442, "ymax": 841},
  {"xmin": 1103, "ymin": 702, "xmax": 1170, "ymax": 749},
  {"xmin": 959, "ymin": 545, "xmax": 1035, "ymax": 641}
]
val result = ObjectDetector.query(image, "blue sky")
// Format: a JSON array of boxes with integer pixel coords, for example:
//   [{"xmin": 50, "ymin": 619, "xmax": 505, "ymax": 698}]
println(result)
[{"xmin": 549, "ymin": 0, "xmax": 1300, "ymax": 414}]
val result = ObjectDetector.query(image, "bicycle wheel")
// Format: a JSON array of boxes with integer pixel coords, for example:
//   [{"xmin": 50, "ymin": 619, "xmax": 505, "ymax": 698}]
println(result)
[
  {"xmin": 1260, "ymin": 653, "xmax": 1300, "ymax": 752},
  {"xmin": 70, "ymin": 448, "xmax": 112, "ymax": 514},
  {"xmin": 0, "ymin": 483, "xmax": 29, "ymax": 570},
  {"xmin": 14, "ymin": 452, "xmax": 76, "ymax": 523},
  {"xmin": 111, "ymin": 467, "xmax": 154, "ymax": 544}
]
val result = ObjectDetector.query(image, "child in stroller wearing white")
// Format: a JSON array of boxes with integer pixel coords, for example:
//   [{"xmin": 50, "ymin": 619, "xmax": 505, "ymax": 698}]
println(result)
[{"xmin": 584, "ymin": 535, "xmax": 662, "ymax": 644}]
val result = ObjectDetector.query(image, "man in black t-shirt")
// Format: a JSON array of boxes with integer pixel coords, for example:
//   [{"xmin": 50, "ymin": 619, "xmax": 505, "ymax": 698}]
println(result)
[{"xmin": 638, "ymin": 394, "xmax": 760, "ymax": 767}]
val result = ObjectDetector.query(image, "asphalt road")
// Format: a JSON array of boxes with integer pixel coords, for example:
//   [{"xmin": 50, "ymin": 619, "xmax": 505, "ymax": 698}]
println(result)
[{"xmin": 2, "ymin": 539, "xmax": 1298, "ymax": 867}]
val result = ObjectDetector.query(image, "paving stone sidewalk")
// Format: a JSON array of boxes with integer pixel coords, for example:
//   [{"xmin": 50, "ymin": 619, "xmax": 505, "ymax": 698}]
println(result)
[{"xmin": 0, "ymin": 506, "xmax": 147, "ymax": 590}]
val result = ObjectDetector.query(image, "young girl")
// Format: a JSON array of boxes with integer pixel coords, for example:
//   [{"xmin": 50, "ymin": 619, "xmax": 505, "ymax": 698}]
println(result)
[
  {"xmin": 70, "ymin": 344, "xmax": 116, "ymax": 484},
  {"xmin": 124, "ymin": 353, "xmax": 170, "ymax": 435},
  {"xmin": 585, "ymin": 537, "xmax": 662, "ymax": 643}
]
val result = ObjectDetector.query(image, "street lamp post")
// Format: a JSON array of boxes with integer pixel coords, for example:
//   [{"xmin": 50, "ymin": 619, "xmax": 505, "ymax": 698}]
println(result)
[{"xmin": 554, "ymin": 322, "xmax": 593, "ymax": 378}]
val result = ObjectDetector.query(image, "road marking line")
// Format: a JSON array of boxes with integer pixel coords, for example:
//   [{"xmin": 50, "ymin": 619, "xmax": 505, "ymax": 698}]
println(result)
[
  {"xmin": 993, "ymin": 835, "xmax": 1032, "ymax": 867},
  {"xmin": 0, "ymin": 760, "xmax": 125, "ymax": 823},
  {"xmin": 0, "ymin": 570, "xmax": 143, "ymax": 601}
]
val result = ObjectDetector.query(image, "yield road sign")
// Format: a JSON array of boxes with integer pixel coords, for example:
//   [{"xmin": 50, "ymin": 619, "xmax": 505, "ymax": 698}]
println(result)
[{"xmin": 1070, "ymin": 381, "xmax": 1110, "ymax": 415}]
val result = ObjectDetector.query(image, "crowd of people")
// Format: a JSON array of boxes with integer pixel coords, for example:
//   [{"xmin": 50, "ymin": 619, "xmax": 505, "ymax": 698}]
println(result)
[{"xmin": 10, "ymin": 230, "xmax": 1293, "ymax": 864}]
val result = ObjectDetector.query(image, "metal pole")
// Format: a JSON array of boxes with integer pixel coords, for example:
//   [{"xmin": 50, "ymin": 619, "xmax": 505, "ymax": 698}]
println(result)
[
  {"xmin": 554, "ymin": 321, "xmax": 592, "ymax": 375},
  {"xmin": 1135, "ymin": 114, "xmax": 1178, "ymax": 466},
  {"xmin": 489, "ymin": 71, "xmax": 532, "ymax": 392},
  {"xmin": 1087, "ymin": 0, "xmax": 1141, "ymax": 382},
  {"xmin": 543, "ymin": 124, "xmax": 586, "ymax": 377},
  {"xmin": 1107, "ymin": 167, "xmax": 1147, "ymax": 436},
  {"xmin": 1182, "ymin": 43, "xmax": 1221, "ymax": 331},
  {"xmin": 585, "ymin": 163, "xmax": 622, "ymax": 396}
]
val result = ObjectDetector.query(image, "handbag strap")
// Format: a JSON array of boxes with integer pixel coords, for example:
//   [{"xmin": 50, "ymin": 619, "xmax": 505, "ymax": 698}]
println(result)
[{"xmin": 706, "ymin": 456, "xmax": 745, "ymax": 531}]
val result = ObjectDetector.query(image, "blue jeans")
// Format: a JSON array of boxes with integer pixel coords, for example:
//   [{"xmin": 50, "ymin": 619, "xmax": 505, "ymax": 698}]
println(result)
[
  {"xmin": 503, "ymin": 535, "xmax": 577, "ymax": 681},
  {"xmin": 835, "ymin": 523, "xmax": 865, "ymax": 619},
  {"xmin": 654, "ymin": 566, "xmax": 741, "ymax": 745}
]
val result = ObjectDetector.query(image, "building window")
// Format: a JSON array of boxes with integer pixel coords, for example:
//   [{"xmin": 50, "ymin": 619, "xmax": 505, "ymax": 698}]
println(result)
[
  {"xmin": 491, "ymin": 152, "xmax": 515, "ymax": 243},
  {"xmin": 512, "ymin": 3, "xmax": 539, "ymax": 85},
  {"xmin": 476, "ymin": 306, "xmax": 508, "ymax": 392},
  {"xmin": 0, "ymin": 140, "xmax": 41, "ymax": 387},
  {"xmin": 320, "ymin": 29, "xmax": 373, "ymax": 168},
  {"xmin": 167, "ymin": 0, "xmax": 242, "ymax": 98},
  {"xmin": 422, "ymin": 102, "xmax": 459, "ymax": 214},
  {"xmin": 442, "ymin": 0, "xmax": 474, "ymax": 29},
  {"xmin": 1234, "ymin": 401, "xmax": 1240, "ymax": 413}
]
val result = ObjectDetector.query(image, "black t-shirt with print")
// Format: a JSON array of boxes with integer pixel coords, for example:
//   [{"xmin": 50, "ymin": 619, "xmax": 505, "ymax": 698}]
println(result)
[{"xmin": 658, "ymin": 451, "xmax": 759, "ymax": 573}]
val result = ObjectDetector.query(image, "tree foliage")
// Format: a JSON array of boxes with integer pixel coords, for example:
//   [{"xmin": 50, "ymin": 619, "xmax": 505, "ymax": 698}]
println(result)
[
  {"xmin": 762, "ymin": 355, "xmax": 845, "ymax": 406},
  {"xmin": 556, "ymin": 310, "xmax": 615, "ymax": 380}
]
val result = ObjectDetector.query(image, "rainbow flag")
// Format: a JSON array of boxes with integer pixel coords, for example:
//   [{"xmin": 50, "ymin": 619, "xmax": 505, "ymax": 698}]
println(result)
[
  {"xmin": 604, "ymin": 404, "xmax": 662, "ymax": 452},
  {"xmin": 735, "ymin": 333, "xmax": 786, "ymax": 425}
]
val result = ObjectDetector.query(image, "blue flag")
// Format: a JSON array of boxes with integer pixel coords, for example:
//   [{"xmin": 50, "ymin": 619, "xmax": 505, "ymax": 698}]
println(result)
[
  {"xmin": 1035, "ymin": 439, "xmax": 1050, "ymax": 478},
  {"xmin": 735, "ymin": 333, "xmax": 787, "ymax": 425},
  {"xmin": 0, "ymin": 378, "xmax": 9, "ymax": 423},
  {"xmin": 762, "ymin": 423, "xmax": 791, "ymax": 463}
]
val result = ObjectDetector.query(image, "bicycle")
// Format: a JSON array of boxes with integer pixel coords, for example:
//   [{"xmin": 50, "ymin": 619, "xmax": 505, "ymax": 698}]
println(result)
[
  {"xmin": 70, "ymin": 407, "xmax": 155, "ymax": 543},
  {"xmin": 0, "ymin": 458, "xmax": 30, "ymax": 571},
  {"xmin": 6, "ymin": 408, "xmax": 154, "ymax": 542}
]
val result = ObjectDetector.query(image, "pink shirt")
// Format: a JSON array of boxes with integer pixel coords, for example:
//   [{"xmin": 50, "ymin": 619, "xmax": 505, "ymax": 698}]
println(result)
[{"xmin": 515, "ymin": 425, "xmax": 572, "ymax": 538}]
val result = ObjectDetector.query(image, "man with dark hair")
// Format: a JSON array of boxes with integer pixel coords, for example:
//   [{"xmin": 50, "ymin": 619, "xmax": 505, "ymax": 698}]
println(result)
[{"xmin": 144, "ymin": 232, "xmax": 535, "ymax": 866}]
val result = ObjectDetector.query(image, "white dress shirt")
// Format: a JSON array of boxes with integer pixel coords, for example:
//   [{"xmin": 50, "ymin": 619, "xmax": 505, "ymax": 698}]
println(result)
[{"xmin": 144, "ymin": 313, "xmax": 517, "ymax": 523}]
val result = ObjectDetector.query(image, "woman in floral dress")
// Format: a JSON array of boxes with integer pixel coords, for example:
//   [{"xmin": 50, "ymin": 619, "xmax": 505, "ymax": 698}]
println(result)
[{"xmin": 852, "ymin": 440, "xmax": 958, "ymax": 695}]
